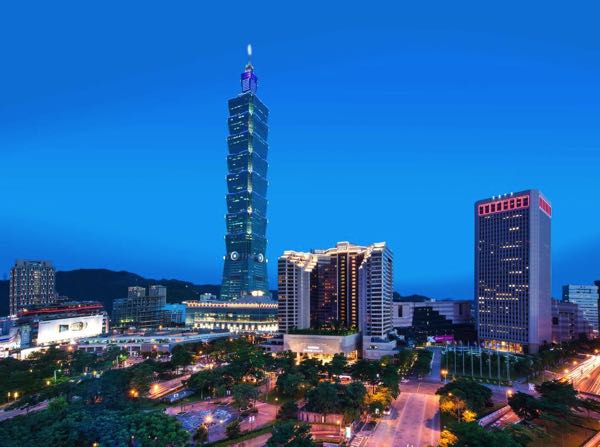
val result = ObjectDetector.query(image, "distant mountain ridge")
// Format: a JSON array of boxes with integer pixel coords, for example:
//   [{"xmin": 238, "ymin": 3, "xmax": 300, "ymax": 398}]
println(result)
[
  {"xmin": 0, "ymin": 268, "xmax": 221, "ymax": 315},
  {"xmin": 0, "ymin": 269, "xmax": 442, "ymax": 316}
]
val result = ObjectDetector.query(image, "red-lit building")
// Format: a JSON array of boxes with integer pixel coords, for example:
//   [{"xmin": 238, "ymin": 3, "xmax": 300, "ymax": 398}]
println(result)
[{"xmin": 475, "ymin": 190, "xmax": 552, "ymax": 354}]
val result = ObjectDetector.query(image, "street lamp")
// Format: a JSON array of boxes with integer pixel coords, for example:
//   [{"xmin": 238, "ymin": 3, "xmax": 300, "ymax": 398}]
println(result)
[
  {"xmin": 506, "ymin": 389, "xmax": 513, "ymax": 403},
  {"xmin": 441, "ymin": 369, "xmax": 448, "ymax": 384}
]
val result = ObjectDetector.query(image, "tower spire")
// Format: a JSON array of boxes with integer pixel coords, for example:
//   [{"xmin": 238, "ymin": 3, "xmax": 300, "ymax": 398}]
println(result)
[{"xmin": 241, "ymin": 44, "xmax": 258, "ymax": 93}]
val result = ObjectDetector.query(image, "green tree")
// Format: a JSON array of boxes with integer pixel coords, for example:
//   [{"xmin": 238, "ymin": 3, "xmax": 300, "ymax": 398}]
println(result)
[
  {"xmin": 298, "ymin": 358, "xmax": 322, "ymax": 386},
  {"xmin": 436, "ymin": 379, "xmax": 492, "ymax": 413},
  {"xmin": 351, "ymin": 359, "xmax": 379, "ymax": 390},
  {"xmin": 448, "ymin": 422, "xmax": 521, "ymax": 447},
  {"xmin": 305, "ymin": 382, "xmax": 340, "ymax": 416},
  {"xmin": 278, "ymin": 401, "xmax": 299, "ymax": 420},
  {"xmin": 226, "ymin": 420, "xmax": 241, "ymax": 439},
  {"xmin": 381, "ymin": 363, "xmax": 400, "ymax": 398},
  {"xmin": 508, "ymin": 392, "xmax": 540, "ymax": 421},
  {"xmin": 327, "ymin": 353, "xmax": 347, "ymax": 381},
  {"xmin": 232, "ymin": 383, "xmax": 258, "ymax": 409},
  {"xmin": 267, "ymin": 421, "xmax": 315, "ymax": 447},
  {"xmin": 171, "ymin": 345, "xmax": 193, "ymax": 372},
  {"xmin": 276, "ymin": 371, "xmax": 304, "ymax": 398},
  {"xmin": 129, "ymin": 362, "xmax": 155, "ymax": 397},
  {"xmin": 193, "ymin": 424, "xmax": 209, "ymax": 445}
]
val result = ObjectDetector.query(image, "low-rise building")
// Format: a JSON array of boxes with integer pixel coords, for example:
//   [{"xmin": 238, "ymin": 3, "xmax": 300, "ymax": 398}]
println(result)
[
  {"xmin": 392, "ymin": 299, "xmax": 474, "ymax": 342},
  {"xmin": 551, "ymin": 299, "xmax": 593, "ymax": 343},
  {"xmin": 12, "ymin": 301, "xmax": 108, "ymax": 349},
  {"xmin": 283, "ymin": 331, "xmax": 360, "ymax": 362},
  {"xmin": 75, "ymin": 330, "xmax": 232, "ymax": 356},
  {"xmin": 184, "ymin": 296, "xmax": 278, "ymax": 333}
]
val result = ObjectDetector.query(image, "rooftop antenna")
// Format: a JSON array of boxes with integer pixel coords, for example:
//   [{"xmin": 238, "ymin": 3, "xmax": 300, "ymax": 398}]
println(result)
[{"xmin": 246, "ymin": 44, "xmax": 253, "ymax": 71}]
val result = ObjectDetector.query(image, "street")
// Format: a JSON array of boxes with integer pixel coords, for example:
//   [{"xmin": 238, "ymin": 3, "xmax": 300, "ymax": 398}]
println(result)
[
  {"xmin": 365, "ymin": 392, "xmax": 440, "ymax": 447},
  {"xmin": 567, "ymin": 355, "xmax": 600, "ymax": 395}
]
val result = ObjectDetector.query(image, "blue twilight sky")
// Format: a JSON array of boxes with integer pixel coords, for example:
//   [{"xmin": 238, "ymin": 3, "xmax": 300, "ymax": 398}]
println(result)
[{"xmin": 1, "ymin": 2, "xmax": 599, "ymax": 299}]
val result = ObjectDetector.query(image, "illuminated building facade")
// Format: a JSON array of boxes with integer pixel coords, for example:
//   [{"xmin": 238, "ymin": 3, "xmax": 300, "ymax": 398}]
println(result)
[
  {"xmin": 277, "ymin": 242, "xmax": 395, "ymax": 359},
  {"xmin": 475, "ymin": 189, "xmax": 552, "ymax": 354},
  {"xmin": 184, "ymin": 297, "xmax": 277, "ymax": 333},
  {"xmin": 278, "ymin": 242, "xmax": 385, "ymax": 332},
  {"xmin": 9, "ymin": 260, "xmax": 57, "ymax": 315},
  {"xmin": 562, "ymin": 284, "xmax": 600, "ymax": 333},
  {"xmin": 221, "ymin": 47, "xmax": 270, "ymax": 300},
  {"xmin": 112, "ymin": 286, "xmax": 167, "ymax": 329}
]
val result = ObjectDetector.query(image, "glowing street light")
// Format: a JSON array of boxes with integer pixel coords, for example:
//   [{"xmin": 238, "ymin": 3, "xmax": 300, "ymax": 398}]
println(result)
[{"xmin": 441, "ymin": 369, "xmax": 448, "ymax": 383}]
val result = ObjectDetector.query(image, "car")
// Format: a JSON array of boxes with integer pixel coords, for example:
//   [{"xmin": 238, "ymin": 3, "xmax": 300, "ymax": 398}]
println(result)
[
  {"xmin": 401, "ymin": 378, "xmax": 410, "ymax": 383},
  {"xmin": 383, "ymin": 406, "xmax": 391, "ymax": 415}
]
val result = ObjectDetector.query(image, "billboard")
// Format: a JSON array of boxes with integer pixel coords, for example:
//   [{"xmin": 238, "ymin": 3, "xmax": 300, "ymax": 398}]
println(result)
[
  {"xmin": 37, "ymin": 315, "xmax": 104, "ymax": 345},
  {"xmin": 427, "ymin": 335, "xmax": 454, "ymax": 344}
]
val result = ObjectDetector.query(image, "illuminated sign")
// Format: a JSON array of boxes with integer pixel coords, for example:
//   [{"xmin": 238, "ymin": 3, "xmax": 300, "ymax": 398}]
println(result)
[
  {"xmin": 304, "ymin": 345, "xmax": 324, "ymax": 353},
  {"xmin": 427, "ymin": 335, "xmax": 454, "ymax": 343},
  {"xmin": 37, "ymin": 315, "xmax": 104, "ymax": 345},
  {"xmin": 539, "ymin": 196, "xmax": 552, "ymax": 217},
  {"xmin": 478, "ymin": 195, "xmax": 529, "ymax": 216}
]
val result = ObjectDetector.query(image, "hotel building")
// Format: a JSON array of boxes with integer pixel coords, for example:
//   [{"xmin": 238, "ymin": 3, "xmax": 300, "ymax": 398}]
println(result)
[
  {"xmin": 277, "ymin": 242, "xmax": 395, "ymax": 359},
  {"xmin": 475, "ymin": 190, "xmax": 552, "ymax": 354}
]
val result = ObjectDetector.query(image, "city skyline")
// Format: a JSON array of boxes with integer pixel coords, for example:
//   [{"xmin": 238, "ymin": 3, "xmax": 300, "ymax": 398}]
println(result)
[{"xmin": 2, "ymin": 3, "xmax": 600, "ymax": 299}]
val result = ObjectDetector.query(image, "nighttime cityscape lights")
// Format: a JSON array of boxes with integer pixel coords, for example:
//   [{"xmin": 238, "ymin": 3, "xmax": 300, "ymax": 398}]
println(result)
[{"xmin": 1, "ymin": 5, "xmax": 600, "ymax": 447}]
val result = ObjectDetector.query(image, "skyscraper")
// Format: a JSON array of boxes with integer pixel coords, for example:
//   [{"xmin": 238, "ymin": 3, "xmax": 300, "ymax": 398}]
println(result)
[
  {"xmin": 221, "ymin": 46, "xmax": 269, "ymax": 300},
  {"xmin": 562, "ymin": 284, "xmax": 600, "ymax": 333},
  {"xmin": 475, "ymin": 190, "xmax": 552, "ymax": 354},
  {"xmin": 9, "ymin": 260, "xmax": 57, "ymax": 315}
]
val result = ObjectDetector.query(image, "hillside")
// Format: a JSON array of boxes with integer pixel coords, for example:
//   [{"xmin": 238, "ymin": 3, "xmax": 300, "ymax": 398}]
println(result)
[{"xmin": 0, "ymin": 269, "xmax": 221, "ymax": 315}]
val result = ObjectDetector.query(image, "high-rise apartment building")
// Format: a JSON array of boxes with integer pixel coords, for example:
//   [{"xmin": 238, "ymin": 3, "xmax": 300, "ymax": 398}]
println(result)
[
  {"xmin": 562, "ymin": 284, "xmax": 599, "ymax": 333},
  {"xmin": 277, "ymin": 242, "xmax": 393, "ymax": 337},
  {"xmin": 475, "ymin": 190, "xmax": 552, "ymax": 354},
  {"xmin": 9, "ymin": 260, "xmax": 57, "ymax": 315},
  {"xmin": 221, "ymin": 48, "xmax": 269, "ymax": 300}
]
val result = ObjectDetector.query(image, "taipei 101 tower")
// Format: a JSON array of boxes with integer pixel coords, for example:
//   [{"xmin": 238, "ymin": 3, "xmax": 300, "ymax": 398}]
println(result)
[{"xmin": 220, "ymin": 45, "xmax": 270, "ymax": 300}]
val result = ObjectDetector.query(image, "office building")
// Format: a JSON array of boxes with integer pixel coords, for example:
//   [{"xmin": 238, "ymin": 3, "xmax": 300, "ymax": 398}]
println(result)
[
  {"xmin": 221, "ymin": 47, "xmax": 270, "ymax": 300},
  {"xmin": 112, "ymin": 285, "xmax": 167, "ymax": 329},
  {"xmin": 392, "ymin": 299, "xmax": 475, "ymax": 342},
  {"xmin": 162, "ymin": 304, "xmax": 186, "ymax": 326},
  {"xmin": 277, "ymin": 242, "xmax": 395, "ymax": 359},
  {"xmin": 9, "ymin": 260, "xmax": 57, "ymax": 315},
  {"xmin": 562, "ymin": 284, "xmax": 599, "ymax": 334},
  {"xmin": 475, "ymin": 190, "xmax": 552, "ymax": 354},
  {"xmin": 184, "ymin": 296, "xmax": 277, "ymax": 333},
  {"xmin": 551, "ymin": 299, "xmax": 593, "ymax": 343}
]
